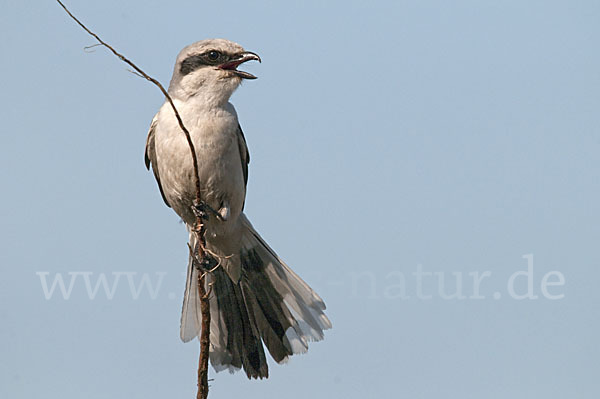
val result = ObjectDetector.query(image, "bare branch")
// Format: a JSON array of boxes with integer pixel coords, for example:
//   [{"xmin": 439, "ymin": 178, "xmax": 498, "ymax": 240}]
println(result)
[{"xmin": 56, "ymin": 2, "xmax": 212, "ymax": 398}]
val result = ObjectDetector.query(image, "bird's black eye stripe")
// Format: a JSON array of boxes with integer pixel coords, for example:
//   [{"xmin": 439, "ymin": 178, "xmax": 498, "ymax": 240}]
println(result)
[
  {"xmin": 180, "ymin": 55, "xmax": 205, "ymax": 75},
  {"xmin": 180, "ymin": 51, "xmax": 230, "ymax": 75}
]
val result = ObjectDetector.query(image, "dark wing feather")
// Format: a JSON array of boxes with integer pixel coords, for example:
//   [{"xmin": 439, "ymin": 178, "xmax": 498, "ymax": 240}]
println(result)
[
  {"xmin": 145, "ymin": 115, "xmax": 171, "ymax": 208},
  {"xmin": 237, "ymin": 123, "xmax": 250, "ymax": 187}
]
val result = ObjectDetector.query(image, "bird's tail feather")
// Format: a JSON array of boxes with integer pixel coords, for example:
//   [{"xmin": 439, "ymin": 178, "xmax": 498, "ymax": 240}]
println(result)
[{"xmin": 180, "ymin": 215, "xmax": 331, "ymax": 379}]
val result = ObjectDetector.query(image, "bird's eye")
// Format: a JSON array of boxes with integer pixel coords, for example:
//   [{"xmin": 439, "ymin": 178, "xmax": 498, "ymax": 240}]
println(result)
[{"xmin": 207, "ymin": 50, "xmax": 221, "ymax": 61}]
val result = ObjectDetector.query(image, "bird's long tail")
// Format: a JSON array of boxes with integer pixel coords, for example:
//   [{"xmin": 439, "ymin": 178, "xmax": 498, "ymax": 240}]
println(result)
[{"xmin": 180, "ymin": 214, "xmax": 331, "ymax": 379}]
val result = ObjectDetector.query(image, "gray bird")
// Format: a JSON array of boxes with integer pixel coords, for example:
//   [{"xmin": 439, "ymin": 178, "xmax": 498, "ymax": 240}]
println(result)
[{"xmin": 145, "ymin": 39, "xmax": 331, "ymax": 379}]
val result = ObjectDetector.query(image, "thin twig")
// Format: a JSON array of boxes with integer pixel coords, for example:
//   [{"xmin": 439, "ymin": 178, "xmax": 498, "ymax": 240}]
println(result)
[
  {"xmin": 83, "ymin": 43, "xmax": 102, "ymax": 52},
  {"xmin": 56, "ymin": 2, "xmax": 211, "ymax": 398},
  {"xmin": 126, "ymin": 68, "xmax": 146, "ymax": 79}
]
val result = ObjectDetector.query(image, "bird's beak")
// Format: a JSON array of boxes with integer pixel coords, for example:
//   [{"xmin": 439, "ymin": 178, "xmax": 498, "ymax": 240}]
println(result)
[{"xmin": 218, "ymin": 51, "xmax": 261, "ymax": 80}]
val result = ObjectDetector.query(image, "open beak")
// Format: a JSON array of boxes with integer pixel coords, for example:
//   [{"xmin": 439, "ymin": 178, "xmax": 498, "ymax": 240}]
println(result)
[{"xmin": 218, "ymin": 51, "xmax": 261, "ymax": 79}]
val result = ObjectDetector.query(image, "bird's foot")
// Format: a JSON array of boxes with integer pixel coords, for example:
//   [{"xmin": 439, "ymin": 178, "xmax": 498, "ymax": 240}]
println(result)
[
  {"xmin": 192, "ymin": 201, "xmax": 223, "ymax": 222},
  {"xmin": 194, "ymin": 252, "xmax": 218, "ymax": 272}
]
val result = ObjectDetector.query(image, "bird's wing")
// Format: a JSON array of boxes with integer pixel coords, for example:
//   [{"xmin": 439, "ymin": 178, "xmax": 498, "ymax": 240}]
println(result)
[
  {"xmin": 145, "ymin": 114, "xmax": 171, "ymax": 208},
  {"xmin": 237, "ymin": 123, "xmax": 250, "ymax": 188}
]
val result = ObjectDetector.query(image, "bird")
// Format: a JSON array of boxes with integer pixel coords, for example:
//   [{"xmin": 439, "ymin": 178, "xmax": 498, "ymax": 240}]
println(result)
[{"xmin": 144, "ymin": 39, "xmax": 331, "ymax": 379}]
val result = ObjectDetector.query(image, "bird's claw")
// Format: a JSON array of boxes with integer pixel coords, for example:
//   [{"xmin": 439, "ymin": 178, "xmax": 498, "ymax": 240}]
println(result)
[
  {"xmin": 194, "ymin": 253, "xmax": 218, "ymax": 272},
  {"xmin": 193, "ymin": 201, "xmax": 222, "ymax": 221}
]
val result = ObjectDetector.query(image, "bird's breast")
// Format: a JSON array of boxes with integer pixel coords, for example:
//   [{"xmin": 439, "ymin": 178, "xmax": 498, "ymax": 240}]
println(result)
[{"xmin": 154, "ymin": 102, "xmax": 246, "ymax": 225}]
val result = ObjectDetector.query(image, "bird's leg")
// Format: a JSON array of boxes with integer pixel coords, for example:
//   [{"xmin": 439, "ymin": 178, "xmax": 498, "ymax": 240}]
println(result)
[
  {"xmin": 191, "ymin": 201, "xmax": 222, "ymax": 271},
  {"xmin": 187, "ymin": 240, "xmax": 218, "ymax": 272}
]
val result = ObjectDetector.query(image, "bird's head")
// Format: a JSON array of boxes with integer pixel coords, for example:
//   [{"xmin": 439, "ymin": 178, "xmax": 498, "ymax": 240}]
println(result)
[{"xmin": 168, "ymin": 39, "xmax": 261, "ymax": 103}]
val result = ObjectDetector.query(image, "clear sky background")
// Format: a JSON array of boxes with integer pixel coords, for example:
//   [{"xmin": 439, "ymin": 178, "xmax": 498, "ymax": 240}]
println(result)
[{"xmin": 1, "ymin": 1, "xmax": 599, "ymax": 398}]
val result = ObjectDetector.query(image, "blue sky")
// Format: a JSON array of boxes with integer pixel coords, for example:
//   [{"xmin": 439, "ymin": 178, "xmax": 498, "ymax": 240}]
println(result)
[{"xmin": 1, "ymin": 1, "xmax": 599, "ymax": 398}]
